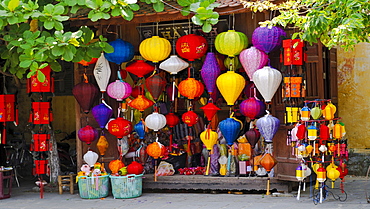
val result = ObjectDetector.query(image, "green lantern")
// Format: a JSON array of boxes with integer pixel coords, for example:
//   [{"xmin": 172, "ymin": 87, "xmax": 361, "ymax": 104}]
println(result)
[{"xmin": 215, "ymin": 30, "xmax": 248, "ymax": 57}]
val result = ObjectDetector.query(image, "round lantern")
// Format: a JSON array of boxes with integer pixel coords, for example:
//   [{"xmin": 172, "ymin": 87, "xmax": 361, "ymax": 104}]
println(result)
[
  {"xmin": 146, "ymin": 141, "xmax": 166, "ymax": 159},
  {"xmin": 134, "ymin": 121, "xmax": 146, "ymax": 139},
  {"xmin": 178, "ymin": 78, "xmax": 204, "ymax": 100},
  {"xmin": 219, "ymin": 117, "xmax": 242, "ymax": 145},
  {"xmin": 244, "ymin": 128, "xmax": 261, "ymax": 149},
  {"xmin": 109, "ymin": 159, "xmax": 125, "ymax": 174},
  {"xmin": 139, "ymin": 36, "xmax": 171, "ymax": 63},
  {"xmin": 93, "ymin": 53, "xmax": 111, "ymax": 92},
  {"xmin": 128, "ymin": 95, "xmax": 154, "ymax": 112},
  {"xmin": 159, "ymin": 55, "xmax": 189, "ymax": 74},
  {"xmin": 126, "ymin": 60, "xmax": 155, "ymax": 78},
  {"xmin": 216, "ymin": 71, "xmax": 246, "ymax": 106},
  {"xmin": 145, "ymin": 75, "xmax": 166, "ymax": 101},
  {"xmin": 239, "ymin": 97, "xmax": 265, "ymax": 120},
  {"xmin": 253, "ymin": 66, "xmax": 282, "ymax": 103},
  {"xmin": 78, "ymin": 57, "xmax": 98, "ymax": 67},
  {"xmin": 107, "ymin": 117, "xmax": 133, "ymax": 139},
  {"xmin": 104, "ymin": 39, "xmax": 135, "ymax": 64},
  {"xmin": 252, "ymin": 26, "xmax": 287, "ymax": 54},
  {"xmin": 83, "ymin": 150, "xmax": 99, "ymax": 167},
  {"xmin": 201, "ymin": 52, "xmax": 221, "ymax": 95},
  {"xmin": 72, "ymin": 82, "xmax": 99, "ymax": 114},
  {"xmin": 215, "ymin": 30, "xmax": 248, "ymax": 57},
  {"xmin": 165, "ymin": 113, "xmax": 180, "ymax": 127},
  {"xmin": 145, "ymin": 112, "xmax": 166, "ymax": 131},
  {"xmin": 127, "ymin": 161, "xmax": 144, "ymax": 175},
  {"xmin": 107, "ymin": 80, "xmax": 132, "ymax": 101},
  {"xmin": 91, "ymin": 102, "xmax": 113, "ymax": 128},
  {"xmin": 78, "ymin": 125, "xmax": 99, "ymax": 145},
  {"xmin": 256, "ymin": 113, "xmax": 280, "ymax": 143},
  {"xmin": 260, "ymin": 153, "xmax": 277, "ymax": 172},
  {"xmin": 96, "ymin": 135, "xmax": 109, "ymax": 156},
  {"xmin": 131, "ymin": 86, "xmax": 143, "ymax": 98},
  {"xmin": 182, "ymin": 110, "xmax": 199, "ymax": 127},
  {"xmin": 239, "ymin": 47, "xmax": 268, "ymax": 81},
  {"xmin": 200, "ymin": 102, "xmax": 220, "ymax": 121},
  {"xmin": 200, "ymin": 129, "xmax": 218, "ymax": 151},
  {"xmin": 176, "ymin": 34, "xmax": 208, "ymax": 61}
]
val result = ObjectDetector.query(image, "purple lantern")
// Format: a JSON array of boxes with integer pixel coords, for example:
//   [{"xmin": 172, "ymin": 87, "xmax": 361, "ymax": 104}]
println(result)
[
  {"xmin": 244, "ymin": 128, "xmax": 261, "ymax": 149},
  {"xmin": 201, "ymin": 52, "xmax": 221, "ymax": 95},
  {"xmin": 239, "ymin": 97, "xmax": 265, "ymax": 120},
  {"xmin": 252, "ymin": 26, "xmax": 287, "ymax": 54},
  {"xmin": 256, "ymin": 113, "xmax": 280, "ymax": 143},
  {"xmin": 91, "ymin": 102, "xmax": 113, "ymax": 128},
  {"xmin": 107, "ymin": 80, "xmax": 132, "ymax": 101},
  {"xmin": 78, "ymin": 125, "xmax": 99, "ymax": 145},
  {"xmin": 239, "ymin": 47, "xmax": 268, "ymax": 81},
  {"xmin": 219, "ymin": 117, "xmax": 242, "ymax": 145}
]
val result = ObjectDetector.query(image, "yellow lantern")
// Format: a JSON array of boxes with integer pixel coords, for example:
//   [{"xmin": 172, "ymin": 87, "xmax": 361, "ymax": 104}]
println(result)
[
  {"xmin": 333, "ymin": 122, "xmax": 343, "ymax": 139},
  {"xmin": 286, "ymin": 107, "xmax": 299, "ymax": 123},
  {"xmin": 96, "ymin": 135, "xmax": 109, "ymax": 156},
  {"xmin": 300, "ymin": 105, "xmax": 310, "ymax": 121},
  {"xmin": 139, "ymin": 36, "xmax": 171, "ymax": 63},
  {"xmin": 326, "ymin": 162, "xmax": 340, "ymax": 188},
  {"xmin": 200, "ymin": 129, "xmax": 218, "ymax": 151},
  {"xmin": 322, "ymin": 102, "xmax": 336, "ymax": 120},
  {"xmin": 215, "ymin": 30, "xmax": 248, "ymax": 57},
  {"xmin": 216, "ymin": 71, "xmax": 246, "ymax": 106}
]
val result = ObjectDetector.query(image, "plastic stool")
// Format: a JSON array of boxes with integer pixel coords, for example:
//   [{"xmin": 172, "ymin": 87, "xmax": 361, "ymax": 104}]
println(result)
[{"xmin": 58, "ymin": 174, "xmax": 75, "ymax": 194}]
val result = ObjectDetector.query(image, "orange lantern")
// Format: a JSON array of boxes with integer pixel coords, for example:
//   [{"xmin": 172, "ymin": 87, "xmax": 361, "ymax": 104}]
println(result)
[
  {"xmin": 146, "ymin": 141, "xmax": 166, "ymax": 159},
  {"xmin": 178, "ymin": 78, "xmax": 204, "ymax": 100},
  {"xmin": 128, "ymin": 95, "xmax": 154, "ymax": 112},
  {"xmin": 259, "ymin": 153, "xmax": 277, "ymax": 172},
  {"xmin": 109, "ymin": 159, "xmax": 125, "ymax": 174},
  {"xmin": 78, "ymin": 58, "xmax": 98, "ymax": 66},
  {"xmin": 96, "ymin": 135, "xmax": 109, "ymax": 157}
]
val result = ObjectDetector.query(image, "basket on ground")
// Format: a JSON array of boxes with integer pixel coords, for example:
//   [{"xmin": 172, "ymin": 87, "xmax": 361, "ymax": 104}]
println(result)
[
  {"xmin": 78, "ymin": 175, "xmax": 110, "ymax": 199},
  {"xmin": 109, "ymin": 174, "xmax": 143, "ymax": 199}
]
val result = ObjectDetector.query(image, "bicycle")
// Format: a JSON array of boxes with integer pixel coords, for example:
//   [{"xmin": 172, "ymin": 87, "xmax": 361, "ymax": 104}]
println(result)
[{"xmin": 312, "ymin": 182, "xmax": 347, "ymax": 205}]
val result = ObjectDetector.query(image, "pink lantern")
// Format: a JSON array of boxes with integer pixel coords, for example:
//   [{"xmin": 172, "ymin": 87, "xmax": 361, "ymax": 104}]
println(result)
[
  {"xmin": 239, "ymin": 97, "xmax": 265, "ymax": 120},
  {"xmin": 239, "ymin": 47, "xmax": 268, "ymax": 81},
  {"xmin": 107, "ymin": 80, "xmax": 132, "ymax": 101}
]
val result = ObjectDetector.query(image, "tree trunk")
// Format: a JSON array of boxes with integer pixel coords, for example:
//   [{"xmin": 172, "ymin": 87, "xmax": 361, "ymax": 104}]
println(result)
[{"xmin": 49, "ymin": 131, "xmax": 60, "ymax": 183}]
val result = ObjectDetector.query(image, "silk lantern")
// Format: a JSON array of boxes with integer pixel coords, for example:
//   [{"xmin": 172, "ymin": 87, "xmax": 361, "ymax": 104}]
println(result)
[
  {"xmin": 145, "ymin": 75, "xmax": 166, "ymax": 101},
  {"xmin": 216, "ymin": 71, "xmax": 246, "ymax": 106},
  {"xmin": 240, "ymin": 97, "xmax": 265, "ymax": 120},
  {"xmin": 104, "ymin": 39, "xmax": 135, "ymax": 64},
  {"xmin": 166, "ymin": 113, "xmax": 180, "ymax": 127},
  {"xmin": 253, "ymin": 66, "xmax": 282, "ymax": 103},
  {"xmin": 182, "ymin": 110, "xmax": 199, "ymax": 127},
  {"xmin": 252, "ymin": 26, "xmax": 287, "ymax": 54},
  {"xmin": 219, "ymin": 117, "xmax": 242, "ymax": 145},
  {"xmin": 134, "ymin": 121, "xmax": 145, "ymax": 139},
  {"xmin": 215, "ymin": 30, "xmax": 248, "ymax": 57},
  {"xmin": 239, "ymin": 47, "xmax": 268, "ymax": 81},
  {"xmin": 176, "ymin": 34, "xmax": 208, "ymax": 61},
  {"xmin": 178, "ymin": 78, "xmax": 204, "ymax": 100},
  {"xmin": 72, "ymin": 82, "xmax": 99, "ymax": 114},
  {"xmin": 107, "ymin": 80, "xmax": 132, "ymax": 101},
  {"xmin": 93, "ymin": 53, "xmax": 111, "ymax": 92},
  {"xmin": 260, "ymin": 153, "xmax": 277, "ymax": 172},
  {"xmin": 296, "ymin": 123, "xmax": 306, "ymax": 140},
  {"xmin": 127, "ymin": 161, "xmax": 144, "ymax": 175},
  {"xmin": 97, "ymin": 135, "xmax": 109, "ymax": 157},
  {"xmin": 200, "ymin": 129, "xmax": 218, "ymax": 151},
  {"xmin": 245, "ymin": 128, "xmax": 261, "ymax": 149},
  {"xmin": 109, "ymin": 159, "xmax": 125, "ymax": 174},
  {"xmin": 83, "ymin": 150, "xmax": 99, "ymax": 167},
  {"xmin": 78, "ymin": 125, "xmax": 99, "ymax": 145},
  {"xmin": 91, "ymin": 102, "xmax": 113, "ymax": 128},
  {"xmin": 128, "ymin": 95, "xmax": 154, "ymax": 112},
  {"xmin": 107, "ymin": 117, "xmax": 133, "ymax": 139},
  {"xmin": 126, "ymin": 60, "xmax": 155, "ymax": 78},
  {"xmin": 145, "ymin": 112, "xmax": 166, "ymax": 131},
  {"xmin": 201, "ymin": 52, "xmax": 221, "ymax": 95},
  {"xmin": 200, "ymin": 102, "xmax": 220, "ymax": 122},
  {"xmin": 139, "ymin": 36, "xmax": 171, "ymax": 63},
  {"xmin": 78, "ymin": 57, "xmax": 98, "ymax": 67},
  {"xmin": 159, "ymin": 55, "xmax": 189, "ymax": 74},
  {"xmin": 256, "ymin": 113, "xmax": 280, "ymax": 143}
]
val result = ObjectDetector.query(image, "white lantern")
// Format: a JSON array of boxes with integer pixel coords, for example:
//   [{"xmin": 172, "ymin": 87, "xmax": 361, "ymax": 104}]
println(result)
[
  {"xmin": 93, "ymin": 53, "xmax": 111, "ymax": 92},
  {"xmin": 159, "ymin": 55, "xmax": 189, "ymax": 75},
  {"xmin": 83, "ymin": 150, "xmax": 99, "ymax": 167},
  {"xmin": 252, "ymin": 66, "xmax": 282, "ymax": 103},
  {"xmin": 145, "ymin": 112, "xmax": 166, "ymax": 131}
]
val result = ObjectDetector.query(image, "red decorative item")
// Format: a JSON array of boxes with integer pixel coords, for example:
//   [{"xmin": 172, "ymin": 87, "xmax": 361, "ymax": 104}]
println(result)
[
  {"xmin": 128, "ymin": 95, "xmax": 154, "ymax": 112},
  {"xmin": 182, "ymin": 110, "xmax": 199, "ymax": 127},
  {"xmin": 27, "ymin": 65, "xmax": 54, "ymax": 93},
  {"xmin": 165, "ymin": 113, "xmax": 180, "ymax": 127},
  {"xmin": 145, "ymin": 75, "xmax": 166, "ymax": 101},
  {"xmin": 244, "ymin": 128, "xmax": 261, "ymax": 149},
  {"xmin": 126, "ymin": 60, "xmax": 155, "ymax": 78},
  {"xmin": 78, "ymin": 125, "xmax": 98, "ymax": 145},
  {"xmin": 32, "ymin": 134, "xmax": 50, "ymax": 152},
  {"xmin": 31, "ymin": 102, "xmax": 52, "ymax": 124},
  {"xmin": 200, "ymin": 102, "xmax": 220, "ymax": 121},
  {"xmin": 0, "ymin": 94, "xmax": 16, "ymax": 122},
  {"xmin": 282, "ymin": 39, "xmax": 305, "ymax": 66},
  {"xmin": 296, "ymin": 123, "xmax": 306, "ymax": 140},
  {"xmin": 259, "ymin": 153, "xmax": 277, "ymax": 172},
  {"xmin": 35, "ymin": 160, "xmax": 48, "ymax": 175},
  {"xmin": 72, "ymin": 82, "xmax": 99, "ymax": 114},
  {"xmin": 176, "ymin": 34, "xmax": 208, "ymax": 61},
  {"xmin": 178, "ymin": 78, "xmax": 204, "ymax": 100},
  {"xmin": 107, "ymin": 117, "xmax": 133, "ymax": 139},
  {"xmin": 78, "ymin": 58, "xmax": 98, "ymax": 66},
  {"xmin": 131, "ymin": 86, "xmax": 143, "ymax": 98},
  {"xmin": 127, "ymin": 161, "xmax": 144, "ymax": 175},
  {"xmin": 319, "ymin": 123, "xmax": 330, "ymax": 144}
]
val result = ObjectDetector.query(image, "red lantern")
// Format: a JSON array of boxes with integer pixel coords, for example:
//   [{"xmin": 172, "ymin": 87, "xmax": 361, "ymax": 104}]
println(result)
[
  {"xmin": 72, "ymin": 82, "xmax": 99, "ymax": 114},
  {"xmin": 107, "ymin": 117, "xmax": 133, "ymax": 139},
  {"xmin": 319, "ymin": 123, "xmax": 330, "ymax": 144},
  {"xmin": 0, "ymin": 94, "xmax": 16, "ymax": 122},
  {"xmin": 131, "ymin": 86, "xmax": 143, "ymax": 98},
  {"xmin": 128, "ymin": 95, "xmax": 154, "ymax": 112},
  {"xmin": 78, "ymin": 58, "xmax": 98, "ymax": 66},
  {"xmin": 126, "ymin": 60, "xmax": 155, "ymax": 78},
  {"xmin": 30, "ymin": 102, "xmax": 53, "ymax": 124},
  {"xmin": 182, "ymin": 110, "xmax": 199, "ymax": 127},
  {"xmin": 127, "ymin": 161, "xmax": 144, "ymax": 175},
  {"xmin": 145, "ymin": 75, "xmax": 166, "ymax": 101},
  {"xmin": 165, "ymin": 113, "xmax": 180, "ymax": 127},
  {"xmin": 27, "ymin": 65, "xmax": 54, "ymax": 93},
  {"xmin": 178, "ymin": 78, "xmax": 204, "ymax": 100},
  {"xmin": 176, "ymin": 34, "xmax": 208, "ymax": 61},
  {"xmin": 32, "ymin": 134, "xmax": 50, "ymax": 152},
  {"xmin": 200, "ymin": 102, "xmax": 220, "ymax": 121},
  {"xmin": 78, "ymin": 125, "xmax": 98, "ymax": 145},
  {"xmin": 35, "ymin": 160, "xmax": 49, "ymax": 175},
  {"xmin": 296, "ymin": 123, "xmax": 306, "ymax": 140},
  {"xmin": 282, "ymin": 39, "xmax": 305, "ymax": 66}
]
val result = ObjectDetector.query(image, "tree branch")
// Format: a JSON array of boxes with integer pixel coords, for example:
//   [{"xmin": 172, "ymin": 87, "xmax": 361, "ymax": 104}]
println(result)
[{"xmin": 0, "ymin": 66, "xmax": 22, "ymax": 89}]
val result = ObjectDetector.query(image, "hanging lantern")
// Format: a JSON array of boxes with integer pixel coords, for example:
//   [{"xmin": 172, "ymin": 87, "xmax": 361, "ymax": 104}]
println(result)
[
  {"xmin": 139, "ymin": 36, "xmax": 171, "ymax": 63},
  {"xmin": 310, "ymin": 105, "xmax": 322, "ymax": 120},
  {"xmin": 127, "ymin": 161, "xmax": 144, "ymax": 175},
  {"xmin": 145, "ymin": 112, "xmax": 166, "ymax": 131},
  {"xmin": 283, "ymin": 39, "xmax": 305, "ymax": 66},
  {"xmin": 97, "ymin": 135, "xmax": 109, "ymax": 156},
  {"xmin": 107, "ymin": 80, "xmax": 132, "ymax": 101},
  {"xmin": 176, "ymin": 34, "xmax": 208, "ymax": 61},
  {"xmin": 178, "ymin": 78, "xmax": 204, "ymax": 100},
  {"xmin": 252, "ymin": 66, "xmax": 282, "ymax": 103},
  {"xmin": 327, "ymin": 164, "xmax": 340, "ymax": 188},
  {"xmin": 31, "ymin": 102, "xmax": 52, "ymax": 124},
  {"xmin": 201, "ymin": 52, "xmax": 221, "ymax": 95},
  {"xmin": 244, "ymin": 128, "xmax": 260, "ymax": 149},
  {"xmin": 165, "ymin": 113, "xmax": 180, "ymax": 128},
  {"xmin": 146, "ymin": 141, "xmax": 166, "ymax": 159},
  {"xmin": 260, "ymin": 153, "xmax": 277, "ymax": 172},
  {"xmin": 307, "ymin": 123, "xmax": 317, "ymax": 140},
  {"xmin": 93, "ymin": 53, "xmax": 111, "ymax": 92},
  {"xmin": 83, "ymin": 150, "xmax": 99, "ymax": 167},
  {"xmin": 216, "ymin": 71, "xmax": 246, "ymax": 106},
  {"xmin": 316, "ymin": 165, "xmax": 326, "ymax": 183},
  {"xmin": 333, "ymin": 122, "xmax": 344, "ymax": 139},
  {"xmin": 285, "ymin": 107, "xmax": 299, "ymax": 124},
  {"xmin": 319, "ymin": 123, "xmax": 330, "ymax": 142},
  {"xmin": 215, "ymin": 30, "xmax": 248, "ymax": 57},
  {"xmin": 296, "ymin": 164, "xmax": 304, "ymax": 181},
  {"xmin": 131, "ymin": 86, "xmax": 143, "ymax": 98},
  {"xmin": 0, "ymin": 94, "xmax": 16, "ymax": 124},
  {"xmin": 296, "ymin": 123, "xmax": 306, "ymax": 140},
  {"xmin": 78, "ymin": 58, "xmax": 98, "ymax": 67},
  {"xmin": 224, "ymin": 56, "xmax": 242, "ymax": 70},
  {"xmin": 284, "ymin": 77, "xmax": 303, "ymax": 98},
  {"xmin": 200, "ymin": 129, "xmax": 218, "ymax": 150},
  {"xmin": 145, "ymin": 90, "xmax": 163, "ymax": 102},
  {"xmin": 145, "ymin": 75, "xmax": 166, "ymax": 101},
  {"xmin": 27, "ymin": 65, "xmax": 54, "ymax": 93},
  {"xmin": 134, "ymin": 121, "xmax": 146, "ymax": 139},
  {"xmin": 109, "ymin": 159, "xmax": 125, "ymax": 174},
  {"xmin": 78, "ymin": 125, "xmax": 98, "ymax": 145},
  {"xmin": 219, "ymin": 117, "xmax": 243, "ymax": 145},
  {"xmin": 107, "ymin": 117, "xmax": 132, "ymax": 139},
  {"xmin": 91, "ymin": 102, "xmax": 113, "ymax": 129},
  {"xmin": 72, "ymin": 82, "xmax": 99, "ymax": 114},
  {"xmin": 128, "ymin": 95, "xmax": 154, "ymax": 112},
  {"xmin": 300, "ymin": 105, "xmax": 310, "ymax": 121},
  {"xmin": 104, "ymin": 39, "xmax": 135, "ymax": 64},
  {"xmin": 239, "ymin": 47, "xmax": 268, "ymax": 81},
  {"xmin": 322, "ymin": 102, "xmax": 336, "ymax": 120},
  {"xmin": 182, "ymin": 110, "xmax": 199, "ymax": 127},
  {"xmin": 126, "ymin": 60, "xmax": 155, "ymax": 78},
  {"xmin": 159, "ymin": 55, "xmax": 189, "ymax": 75},
  {"xmin": 252, "ymin": 26, "xmax": 287, "ymax": 54},
  {"xmin": 200, "ymin": 102, "xmax": 220, "ymax": 121},
  {"xmin": 239, "ymin": 97, "xmax": 265, "ymax": 120},
  {"xmin": 256, "ymin": 113, "xmax": 280, "ymax": 143}
]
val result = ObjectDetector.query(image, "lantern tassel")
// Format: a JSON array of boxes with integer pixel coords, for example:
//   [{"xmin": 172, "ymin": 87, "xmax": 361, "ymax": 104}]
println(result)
[
  {"xmin": 205, "ymin": 150, "xmax": 211, "ymax": 176},
  {"xmin": 266, "ymin": 175, "xmax": 271, "ymax": 195},
  {"xmin": 154, "ymin": 159, "xmax": 158, "ymax": 182},
  {"xmin": 297, "ymin": 181, "xmax": 301, "ymax": 200},
  {"xmin": 169, "ymin": 128, "xmax": 173, "ymax": 152}
]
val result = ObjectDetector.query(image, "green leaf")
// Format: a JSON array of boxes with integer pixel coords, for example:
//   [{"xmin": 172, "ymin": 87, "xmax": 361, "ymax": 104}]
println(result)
[
  {"xmin": 202, "ymin": 22, "xmax": 212, "ymax": 33},
  {"xmin": 53, "ymin": 5, "xmax": 65, "ymax": 15},
  {"xmin": 20, "ymin": 43, "xmax": 32, "ymax": 50},
  {"xmin": 49, "ymin": 61, "xmax": 62, "ymax": 72},
  {"xmin": 200, "ymin": 1, "xmax": 210, "ymax": 8},
  {"xmin": 43, "ymin": 4, "xmax": 54, "ymax": 14},
  {"xmin": 62, "ymin": 48, "xmax": 74, "ymax": 61},
  {"xmin": 111, "ymin": 7, "xmax": 121, "ymax": 16},
  {"xmin": 191, "ymin": 15, "xmax": 203, "ymax": 26},
  {"xmin": 85, "ymin": 0, "xmax": 99, "ymax": 9},
  {"xmin": 122, "ymin": 8, "xmax": 134, "ymax": 20},
  {"xmin": 89, "ymin": 11, "xmax": 103, "ymax": 22},
  {"xmin": 70, "ymin": 5, "xmax": 80, "ymax": 14},
  {"xmin": 44, "ymin": 20, "xmax": 54, "ymax": 30},
  {"xmin": 87, "ymin": 47, "xmax": 102, "ymax": 58},
  {"xmin": 7, "ymin": 16, "xmax": 18, "ymax": 25},
  {"xmin": 153, "ymin": 2, "xmax": 164, "ymax": 12},
  {"xmin": 8, "ymin": 0, "xmax": 20, "ymax": 12},
  {"xmin": 177, "ymin": 0, "xmax": 191, "ymax": 6},
  {"xmin": 37, "ymin": 70, "xmax": 46, "ymax": 82},
  {"xmin": 129, "ymin": 4, "xmax": 140, "ymax": 11},
  {"xmin": 54, "ymin": 21, "xmax": 64, "ymax": 30},
  {"xmin": 208, "ymin": 18, "xmax": 218, "ymax": 25},
  {"xmin": 52, "ymin": 46, "xmax": 64, "ymax": 56},
  {"xmin": 54, "ymin": 15, "xmax": 69, "ymax": 22},
  {"xmin": 19, "ymin": 60, "xmax": 33, "ymax": 68}
]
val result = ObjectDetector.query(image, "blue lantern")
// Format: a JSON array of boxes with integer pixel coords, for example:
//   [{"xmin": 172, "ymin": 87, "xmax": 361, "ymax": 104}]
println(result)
[
  {"xmin": 104, "ymin": 39, "xmax": 135, "ymax": 64},
  {"xmin": 91, "ymin": 102, "xmax": 113, "ymax": 129},
  {"xmin": 134, "ymin": 121, "xmax": 145, "ymax": 139},
  {"xmin": 256, "ymin": 113, "xmax": 280, "ymax": 143},
  {"xmin": 219, "ymin": 117, "xmax": 242, "ymax": 145}
]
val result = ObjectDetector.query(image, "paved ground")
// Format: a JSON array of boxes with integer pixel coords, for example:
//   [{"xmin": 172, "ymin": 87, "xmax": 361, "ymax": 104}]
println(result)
[{"xmin": 1, "ymin": 175, "xmax": 370, "ymax": 209}]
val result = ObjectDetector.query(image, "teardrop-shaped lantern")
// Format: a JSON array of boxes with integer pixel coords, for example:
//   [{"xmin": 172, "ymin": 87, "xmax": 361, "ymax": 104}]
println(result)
[
  {"xmin": 107, "ymin": 117, "xmax": 133, "ymax": 139},
  {"xmin": 178, "ymin": 78, "xmax": 204, "ymax": 100},
  {"xmin": 78, "ymin": 58, "xmax": 98, "ymax": 67},
  {"xmin": 216, "ymin": 71, "xmax": 246, "ymax": 106},
  {"xmin": 126, "ymin": 60, "xmax": 155, "ymax": 78},
  {"xmin": 165, "ymin": 113, "xmax": 180, "ymax": 128},
  {"xmin": 200, "ymin": 102, "xmax": 220, "ymax": 121},
  {"xmin": 104, "ymin": 39, "xmax": 135, "ymax": 64},
  {"xmin": 182, "ymin": 110, "xmax": 199, "ymax": 127},
  {"xmin": 176, "ymin": 34, "xmax": 208, "ymax": 61},
  {"xmin": 107, "ymin": 80, "xmax": 132, "ymax": 101},
  {"xmin": 97, "ymin": 135, "xmax": 109, "ymax": 156},
  {"xmin": 253, "ymin": 66, "xmax": 282, "ymax": 103},
  {"xmin": 91, "ymin": 102, "xmax": 113, "ymax": 128},
  {"xmin": 145, "ymin": 112, "xmax": 167, "ymax": 131},
  {"xmin": 146, "ymin": 141, "xmax": 166, "ymax": 159},
  {"xmin": 159, "ymin": 55, "xmax": 189, "ymax": 74},
  {"xmin": 72, "ymin": 82, "xmax": 99, "ymax": 114},
  {"xmin": 219, "ymin": 117, "xmax": 242, "ymax": 145},
  {"xmin": 310, "ymin": 105, "xmax": 322, "ymax": 119},
  {"xmin": 259, "ymin": 153, "xmax": 277, "ymax": 172},
  {"xmin": 93, "ymin": 53, "xmax": 111, "ymax": 92},
  {"xmin": 215, "ymin": 30, "xmax": 248, "ymax": 57},
  {"xmin": 128, "ymin": 95, "xmax": 154, "ymax": 112},
  {"xmin": 239, "ymin": 97, "xmax": 265, "ymax": 120},
  {"xmin": 252, "ymin": 26, "xmax": 287, "ymax": 54},
  {"xmin": 139, "ymin": 36, "xmax": 171, "ymax": 63},
  {"xmin": 131, "ymin": 86, "xmax": 143, "ymax": 98},
  {"xmin": 201, "ymin": 52, "xmax": 221, "ymax": 95},
  {"xmin": 239, "ymin": 47, "xmax": 268, "ymax": 81},
  {"xmin": 78, "ymin": 125, "xmax": 99, "ymax": 145},
  {"xmin": 145, "ymin": 75, "xmax": 166, "ymax": 101},
  {"xmin": 200, "ymin": 129, "xmax": 218, "ymax": 150},
  {"xmin": 83, "ymin": 150, "xmax": 99, "ymax": 167},
  {"xmin": 256, "ymin": 113, "xmax": 280, "ymax": 143},
  {"xmin": 134, "ymin": 121, "xmax": 146, "ymax": 139},
  {"xmin": 244, "ymin": 128, "xmax": 261, "ymax": 149}
]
